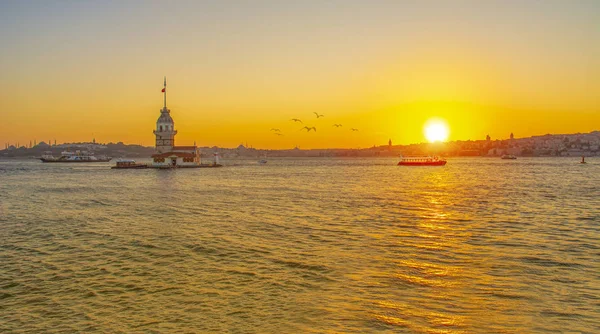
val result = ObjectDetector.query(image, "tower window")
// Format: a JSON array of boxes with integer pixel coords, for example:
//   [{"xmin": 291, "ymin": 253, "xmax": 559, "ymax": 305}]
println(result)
[{"xmin": 160, "ymin": 125, "xmax": 163, "ymax": 131}]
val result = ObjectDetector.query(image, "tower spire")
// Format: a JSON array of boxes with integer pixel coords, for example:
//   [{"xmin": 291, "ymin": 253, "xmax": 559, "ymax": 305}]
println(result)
[{"xmin": 163, "ymin": 76, "xmax": 167, "ymax": 109}]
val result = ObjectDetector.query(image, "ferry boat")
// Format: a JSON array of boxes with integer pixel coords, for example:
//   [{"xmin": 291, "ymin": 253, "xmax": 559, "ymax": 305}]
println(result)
[
  {"xmin": 40, "ymin": 150, "xmax": 111, "ymax": 163},
  {"xmin": 398, "ymin": 156, "xmax": 447, "ymax": 166},
  {"xmin": 501, "ymin": 154, "xmax": 517, "ymax": 160},
  {"xmin": 111, "ymin": 159, "xmax": 148, "ymax": 169}
]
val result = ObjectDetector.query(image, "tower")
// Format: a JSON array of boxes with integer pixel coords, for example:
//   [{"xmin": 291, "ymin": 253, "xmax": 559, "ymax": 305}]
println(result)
[
  {"xmin": 153, "ymin": 77, "xmax": 177, "ymax": 153},
  {"xmin": 510, "ymin": 132, "xmax": 514, "ymax": 140}
]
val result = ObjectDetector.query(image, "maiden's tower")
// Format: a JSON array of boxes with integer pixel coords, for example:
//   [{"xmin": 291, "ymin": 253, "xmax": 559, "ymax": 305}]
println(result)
[{"xmin": 151, "ymin": 78, "xmax": 201, "ymax": 168}]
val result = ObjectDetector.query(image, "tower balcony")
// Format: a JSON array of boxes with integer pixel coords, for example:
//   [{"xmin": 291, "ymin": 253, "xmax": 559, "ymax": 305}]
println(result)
[{"xmin": 153, "ymin": 130, "xmax": 178, "ymax": 135}]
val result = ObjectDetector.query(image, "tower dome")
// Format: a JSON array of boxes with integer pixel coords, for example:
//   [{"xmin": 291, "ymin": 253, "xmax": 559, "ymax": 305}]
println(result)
[
  {"xmin": 156, "ymin": 107, "xmax": 175, "ymax": 132},
  {"xmin": 157, "ymin": 110, "xmax": 174, "ymax": 125}
]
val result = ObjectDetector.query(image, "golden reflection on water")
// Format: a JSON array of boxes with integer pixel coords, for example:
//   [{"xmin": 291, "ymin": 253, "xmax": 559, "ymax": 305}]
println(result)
[
  {"xmin": 367, "ymin": 168, "xmax": 487, "ymax": 333},
  {"xmin": 369, "ymin": 166, "xmax": 547, "ymax": 333},
  {"xmin": 373, "ymin": 300, "xmax": 467, "ymax": 333}
]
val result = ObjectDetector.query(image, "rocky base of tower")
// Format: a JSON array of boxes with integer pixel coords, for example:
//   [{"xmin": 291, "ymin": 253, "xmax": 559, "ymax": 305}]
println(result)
[{"xmin": 149, "ymin": 163, "xmax": 223, "ymax": 169}]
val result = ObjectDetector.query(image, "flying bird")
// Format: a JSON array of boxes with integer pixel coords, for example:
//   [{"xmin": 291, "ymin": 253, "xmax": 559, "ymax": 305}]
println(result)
[
  {"xmin": 291, "ymin": 118, "xmax": 303, "ymax": 123},
  {"xmin": 314, "ymin": 112, "xmax": 324, "ymax": 118},
  {"xmin": 274, "ymin": 133, "xmax": 284, "ymax": 136},
  {"xmin": 351, "ymin": 128, "xmax": 359, "ymax": 131},
  {"xmin": 270, "ymin": 128, "xmax": 281, "ymax": 132},
  {"xmin": 302, "ymin": 126, "xmax": 317, "ymax": 132},
  {"xmin": 333, "ymin": 124, "xmax": 342, "ymax": 127}
]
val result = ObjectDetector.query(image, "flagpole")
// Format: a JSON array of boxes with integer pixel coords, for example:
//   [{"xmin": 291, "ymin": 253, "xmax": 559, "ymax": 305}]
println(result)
[{"xmin": 163, "ymin": 76, "xmax": 167, "ymax": 109}]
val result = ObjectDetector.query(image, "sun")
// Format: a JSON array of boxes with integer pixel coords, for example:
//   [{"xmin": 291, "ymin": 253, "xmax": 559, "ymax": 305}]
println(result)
[{"xmin": 424, "ymin": 119, "xmax": 449, "ymax": 143}]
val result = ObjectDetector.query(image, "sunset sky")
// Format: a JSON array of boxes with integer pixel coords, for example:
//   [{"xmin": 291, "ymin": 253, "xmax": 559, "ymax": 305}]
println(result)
[{"xmin": 1, "ymin": 1, "xmax": 599, "ymax": 149}]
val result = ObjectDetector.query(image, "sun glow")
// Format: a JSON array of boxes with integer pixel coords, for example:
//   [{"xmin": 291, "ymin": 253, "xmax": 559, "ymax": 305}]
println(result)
[{"xmin": 424, "ymin": 119, "xmax": 450, "ymax": 143}]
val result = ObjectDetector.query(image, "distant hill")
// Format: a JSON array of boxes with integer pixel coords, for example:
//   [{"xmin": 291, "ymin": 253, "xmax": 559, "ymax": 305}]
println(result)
[
  {"xmin": 1, "ymin": 142, "xmax": 154, "ymax": 158},
  {"xmin": 2, "ymin": 131, "xmax": 599, "ymax": 158}
]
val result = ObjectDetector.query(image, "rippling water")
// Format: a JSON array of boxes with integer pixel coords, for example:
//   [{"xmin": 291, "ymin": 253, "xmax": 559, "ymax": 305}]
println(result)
[{"xmin": 1, "ymin": 157, "xmax": 599, "ymax": 333}]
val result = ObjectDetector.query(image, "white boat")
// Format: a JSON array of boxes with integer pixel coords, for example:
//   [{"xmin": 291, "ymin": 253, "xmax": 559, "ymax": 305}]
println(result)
[{"xmin": 501, "ymin": 154, "xmax": 517, "ymax": 160}]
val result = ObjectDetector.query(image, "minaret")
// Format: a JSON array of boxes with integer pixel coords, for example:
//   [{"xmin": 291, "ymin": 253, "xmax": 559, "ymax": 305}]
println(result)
[{"xmin": 153, "ymin": 77, "xmax": 177, "ymax": 153}]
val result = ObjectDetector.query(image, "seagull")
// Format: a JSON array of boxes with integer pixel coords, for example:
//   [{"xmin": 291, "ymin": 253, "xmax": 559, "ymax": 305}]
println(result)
[
  {"xmin": 270, "ymin": 128, "xmax": 281, "ymax": 132},
  {"xmin": 291, "ymin": 118, "xmax": 303, "ymax": 123},
  {"xmin": 351, "ymin": 128, "xmax": 359, "ymax": 131},
  {"xmin": 302, "ymin": 126, "xmax": 317, "ymax": 132},
  {"xmin": 314, "ymin": 112, "xmax": 324, "ymax": 118},
  {"xmin": 333, "ymin": 124, "xmax": 342, "ymax": 127}
]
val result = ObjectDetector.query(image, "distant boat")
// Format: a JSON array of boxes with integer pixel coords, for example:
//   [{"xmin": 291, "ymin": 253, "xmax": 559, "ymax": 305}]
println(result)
[
  {"xmin": 258, "ymin": 153, "xmax": 267, "ymax": 164},
  {"xmin": 111, "ymin": 159, "xmax": 148, "ymax": 169},
  {"xmin": 398, "ymin": 156, "xmax": 446, "ymax": 166},
  {"xmin": 40, "ymin": 150, "xmax": 111, "ymax": 163},
  {"xmin": 501, "ymin": 154, "xmax": 517, "ymax": 160}
]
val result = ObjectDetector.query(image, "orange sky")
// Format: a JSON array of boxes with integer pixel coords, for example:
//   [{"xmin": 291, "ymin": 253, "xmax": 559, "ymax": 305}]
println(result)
[{"xmin": 1, "ymin": 1, "xmax": 599, "ymax": 149}]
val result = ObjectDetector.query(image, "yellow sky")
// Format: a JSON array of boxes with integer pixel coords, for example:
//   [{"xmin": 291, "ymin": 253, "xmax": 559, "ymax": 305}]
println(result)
[{"xmin": 1, "ymin": 1, "xmax": 599, "ymax": 149}]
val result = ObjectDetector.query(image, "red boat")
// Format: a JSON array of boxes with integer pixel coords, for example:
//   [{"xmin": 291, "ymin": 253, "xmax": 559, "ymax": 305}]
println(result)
[{"xmin": 398, "ymin": 156, "xmax": 447, "ymax": 166}]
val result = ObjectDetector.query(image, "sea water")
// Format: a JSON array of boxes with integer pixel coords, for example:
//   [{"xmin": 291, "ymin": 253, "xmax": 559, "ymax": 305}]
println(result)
[{"xmin": 1, "ymin": 157, "xmax": 599, "ymax": 333}]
